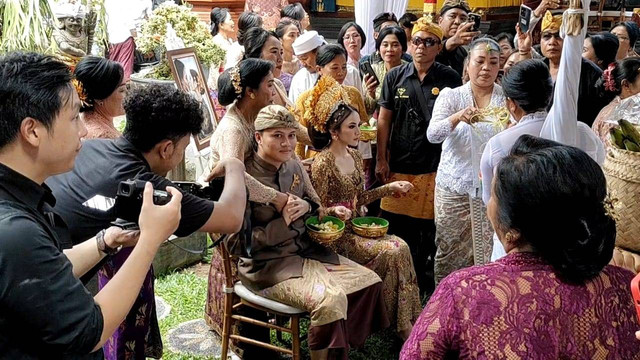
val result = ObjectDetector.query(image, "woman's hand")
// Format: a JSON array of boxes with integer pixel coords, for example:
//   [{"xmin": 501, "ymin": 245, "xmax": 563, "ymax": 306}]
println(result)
[
  {"xmin": 331, "ymin": 206, "xmax": 352, "ymax": 221},
  {"xmin": 516, "ymin": 24, "xmax": 533, "ymax": 57},
  {"xmin": 364, "ymin": 74, "xmax": 379, "ymax": 99},
  {"xmin": 389, "ymin": 181, "xmax": 413, "ymax": 194},
  {"xmin": 452, "ymin": 106, "xmax": 479, "ymax": 127},
  {"xmin": 283, "ymin": 194, "xmax": 311, "ymax": 225}
]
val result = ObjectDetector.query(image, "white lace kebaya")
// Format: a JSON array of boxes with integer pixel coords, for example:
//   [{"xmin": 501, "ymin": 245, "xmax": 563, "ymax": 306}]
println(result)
[{"xmin": 427, "ymin": 82, "xmax": 506, "ymax": 195}]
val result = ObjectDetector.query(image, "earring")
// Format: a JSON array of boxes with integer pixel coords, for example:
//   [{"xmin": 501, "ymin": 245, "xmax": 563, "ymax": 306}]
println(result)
[{"xmin": 250, "ymin": 93, "xmax": 256, "ymax": 99}]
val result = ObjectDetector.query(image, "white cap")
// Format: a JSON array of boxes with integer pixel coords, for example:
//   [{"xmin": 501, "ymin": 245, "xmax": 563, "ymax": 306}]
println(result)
[{"xmin": 292, "ymin": 31, "xmax": 327, "ymax": 56}]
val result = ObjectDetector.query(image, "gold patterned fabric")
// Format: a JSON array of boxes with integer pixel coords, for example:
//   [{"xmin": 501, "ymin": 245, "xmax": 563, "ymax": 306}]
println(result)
[
  {"xmin": 412, "ymin": 17, "xmax": 444, "ymax": 40},
  {"xmin": 311, "ymin": 149, "xmax": 422, "ymax": 332},
  {"xmin": 260, "ymin": 256, "xmax": 380, "ymax": 326},
  {"xmin": 380, "ymin": 173, "xmax": 437, "ymax": 220},
  {"xmin": 433, "ymin": 186, "xmax": 493, "ymax": 284},
  {"xmin": 542, "ymin": 11, "xmax": 563, "ymax": 33}
]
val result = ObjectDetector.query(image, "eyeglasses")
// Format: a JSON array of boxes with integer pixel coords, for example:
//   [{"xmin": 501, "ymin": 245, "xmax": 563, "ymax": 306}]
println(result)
[{"xmin": 411, "ymin": 37, "xmax": 440, "ymax": 47}]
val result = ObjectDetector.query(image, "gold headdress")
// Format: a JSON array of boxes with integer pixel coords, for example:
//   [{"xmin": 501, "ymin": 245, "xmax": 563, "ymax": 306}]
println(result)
[
  {"xmin": 541, "ymin": 11, "xmax": 563, "ymax": 33},
  {"xmin": 412, "ymin": 17, "xmax": 444, "ymax": 41},
  {"xmin": 302, "ymin": 76, "xmax": 352, "ymax": 133},
  {"xmin": 230, "ymin": 66, "xmax": 242, "ymax": 97},
  {"xmin": 255, "ymin": 105, "xmax": 298, "ymax": 131}
]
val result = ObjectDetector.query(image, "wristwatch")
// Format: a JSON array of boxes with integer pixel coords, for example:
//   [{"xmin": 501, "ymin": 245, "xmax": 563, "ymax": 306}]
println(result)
[{"xmin": 97, "ymin": 229, "xmax": 121, "ymax": 255}]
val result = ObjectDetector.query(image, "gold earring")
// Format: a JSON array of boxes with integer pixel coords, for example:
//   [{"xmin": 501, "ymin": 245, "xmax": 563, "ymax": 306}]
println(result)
[{"xmin": 250, "ymin": 93, "xmax": 256, "ymax": 99}]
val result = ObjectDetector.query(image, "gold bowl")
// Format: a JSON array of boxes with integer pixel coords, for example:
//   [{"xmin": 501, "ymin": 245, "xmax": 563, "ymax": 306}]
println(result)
[
  {"xmin": 359, "ymin": 126, "xmax": 377, "ymax": 142},
  {"xmin": 351, "ymin": 217, "xmax": 389, "ymax": 238},
  {"xmin": 306, "ymin": 216, "xmax": 345, "ymax": 245}
]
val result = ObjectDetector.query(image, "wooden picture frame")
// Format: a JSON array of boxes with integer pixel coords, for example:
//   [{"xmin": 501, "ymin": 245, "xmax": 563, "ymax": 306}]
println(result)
[{"xmin": 167, "ymin": 47, "xmax": 218, "ymax": 150}]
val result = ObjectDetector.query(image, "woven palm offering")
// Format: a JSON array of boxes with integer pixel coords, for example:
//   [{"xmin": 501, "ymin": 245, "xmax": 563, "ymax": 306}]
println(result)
[{"xmin": 604, "ymin": 120, "xmax": 640, "ymax": 252}]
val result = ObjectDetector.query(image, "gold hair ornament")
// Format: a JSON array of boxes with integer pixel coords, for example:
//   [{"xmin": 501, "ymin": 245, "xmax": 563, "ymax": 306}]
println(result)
[
  {"xmin": 230, "ymin": 66, "xmax": 242, "ymax": 98},
  {"xmin": 603, "ymin": 192, "xmax": 620, "ymax": 222}
]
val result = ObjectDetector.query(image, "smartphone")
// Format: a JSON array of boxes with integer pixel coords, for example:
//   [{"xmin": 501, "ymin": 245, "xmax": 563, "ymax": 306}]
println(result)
[
  {"xmin": 360, "ymin": 61, "xmax": 379, "ymax": 85},
  {"xmin": 468, "ymin": 13, "xmax": 482, "ymax": 32},
  {"xmin": 519, "ymin": 5, "xmax": 533, "ymax": 33},
  {"xmin": 632, "ymin": 272, "xmax": 640, "ymax": 324}
]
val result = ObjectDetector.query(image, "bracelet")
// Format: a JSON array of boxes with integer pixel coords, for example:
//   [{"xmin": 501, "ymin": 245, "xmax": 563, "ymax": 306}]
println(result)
[
  {"xmin": 519, "ymin": 50, "xmax": 531, "ymax": 55},
  {"xmin": 96, "ymin": 229, "xmax": 121, "ymax": 255}
]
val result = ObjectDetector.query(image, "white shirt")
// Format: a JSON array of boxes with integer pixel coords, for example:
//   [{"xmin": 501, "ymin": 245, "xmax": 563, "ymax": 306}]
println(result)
[
  {"xmin": 224, "ymin": 42, "xmax": 244, "ymax": 70},
  {"xmin": 480, "ymin": 111, "xmax": 547, "ymax": 204},
  {"xmin": 105, "ymin": 0, "xmax": 149, "ymax": 44},
  {"xmin": 343, "ymin": 64, "xmax": 363, "ymax": 94},
  {"xmin": 427, "ymin": 82, "xmax": 506, "ymax": 195},
  {"xmin": 288, "ymin": 67, "xmax": 319, "ymax": 104}
]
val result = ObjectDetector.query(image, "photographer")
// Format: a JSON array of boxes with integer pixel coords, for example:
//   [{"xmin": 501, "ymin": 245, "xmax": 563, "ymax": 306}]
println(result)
[
  {"xmin": 47, "ymin": 83, "xmax": 246, "ymax": 359},
  {"xmin": 0, "ymin": 52, "xmax": 182, "ymax": 358}
]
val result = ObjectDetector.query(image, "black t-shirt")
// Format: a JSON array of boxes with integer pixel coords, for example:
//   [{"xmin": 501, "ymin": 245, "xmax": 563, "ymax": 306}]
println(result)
[
  {"xmin": 379, "ymin": 62, "xmax": 462, "ymax": 174},
  {"xmin": 47, "ymin": 137, "xmax": 215, "ymax": 281},
  {"xmin": 0, "ymin": 163, "xmax": 103, "ymax": 359},
  {"xmin": 435, "ymin": 38, "xmax": 468, "ymax": 77}
]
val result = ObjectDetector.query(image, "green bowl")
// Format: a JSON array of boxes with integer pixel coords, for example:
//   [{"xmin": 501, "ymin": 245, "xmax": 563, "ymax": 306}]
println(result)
[
  {"xmin": 351, "ymin": 217, "xmax": 389, "ymax": 238},
  {"xmin": 306, "ymin": 216, "xmax": 345, "ymax": 245}
]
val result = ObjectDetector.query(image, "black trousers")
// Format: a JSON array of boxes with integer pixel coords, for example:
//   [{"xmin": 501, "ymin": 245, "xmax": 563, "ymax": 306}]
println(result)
[{"xmin": 381, "ymin": 210, "xmax": 436, "ymax": 298}]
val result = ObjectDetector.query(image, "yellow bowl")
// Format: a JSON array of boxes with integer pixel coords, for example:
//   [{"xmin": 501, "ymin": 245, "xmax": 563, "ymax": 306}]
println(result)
[
  {"xmin": 360, "ymin": 127, "xmax": 377, "ymax": 142},
  {"xmin": 351, "ymin": 217, "xmax": 389, "ymax": 238}
]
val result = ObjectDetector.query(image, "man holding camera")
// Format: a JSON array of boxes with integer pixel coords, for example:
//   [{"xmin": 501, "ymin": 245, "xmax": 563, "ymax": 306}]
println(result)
[
  {"xmin": 0, "ymin": 52, "xmax": 186, "ymax": 358},
  {"xmin": 46, "ymin": 83, "xmax": 246, "ymax": 359},
  {"xmin": 436, "ymin": 0, "xmax": 479, "ymax": 77}
]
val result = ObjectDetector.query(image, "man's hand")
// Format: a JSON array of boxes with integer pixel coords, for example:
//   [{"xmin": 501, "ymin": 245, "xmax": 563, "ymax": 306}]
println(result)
[
  {"xmin": 104, "ymin": 227, "xmax": 140, "ymax": 249},
  {"xmin": 516, "ymin": 24, "xmax": 533, "ymax": 53},
  {"xmin": 205, "ymin": 158, "xmax": 245, "ymax": 182},
  {"xmin": 533, "ymin": 0, "xmax": 560, "ymax": 18},
  {"xmin": 138, "ymin": 183, "xmax": 182, "ymax": 248},
  {"xmin": 364, "ymin": 74, "xmax": 379, "ymax": 99},
  {"xmin": 375, "ymin": 157, "xmax": 390, "ymax": 184},
  {"xmin": 447, "ymin": 22, "xmax": 480, "ymax": 49}
]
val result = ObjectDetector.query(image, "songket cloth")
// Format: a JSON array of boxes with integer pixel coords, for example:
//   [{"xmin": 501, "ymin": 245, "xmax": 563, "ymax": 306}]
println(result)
[
  {"xmin": 311, "ymin": 149, "xmax": 422, "ymax": 332},
  {"xmin": 433, "ymin": 186, "xmax": 493, "ymax": 284},
  {"xmin": 108, "ymin": 37, "xmax": 135, "ymax": 81},
  {"xmin": 380, "ymin": 173, "xmax": 436, "ymax": 220}
]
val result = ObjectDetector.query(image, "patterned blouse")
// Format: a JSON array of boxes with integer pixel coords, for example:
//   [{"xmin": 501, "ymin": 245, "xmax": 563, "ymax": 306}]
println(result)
[
  {"xmin": 311, "ymin": 148, "xmax": 392, "ymax": 213},
  {"xmin": 400, "ymin": 252, "xmax": 640, "ymax": 359}
]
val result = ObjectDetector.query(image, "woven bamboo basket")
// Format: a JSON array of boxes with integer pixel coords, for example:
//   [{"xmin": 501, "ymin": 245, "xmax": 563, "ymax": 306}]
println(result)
[{"xmin": 603, "ymin": 147, "xmax": 640, "ymax": 252}]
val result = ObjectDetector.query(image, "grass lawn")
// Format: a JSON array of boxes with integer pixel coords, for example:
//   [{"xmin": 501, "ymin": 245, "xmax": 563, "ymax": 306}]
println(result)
[{"xmin": 154, "ymin": 262, "xmax": 403, "ymax": 360}]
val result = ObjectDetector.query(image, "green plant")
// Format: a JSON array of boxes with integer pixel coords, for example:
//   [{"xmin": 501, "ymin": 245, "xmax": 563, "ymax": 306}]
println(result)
[
  {"xmin": 137, "ymin": 3, "xmax": 226, "ymax": 80},
  {"xmin": 0, "ymin": 0, "xmax": 55, "ymax": 53}
]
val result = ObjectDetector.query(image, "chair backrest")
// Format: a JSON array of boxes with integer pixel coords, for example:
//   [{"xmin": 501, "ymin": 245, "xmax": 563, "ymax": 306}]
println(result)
[{"xmin": 218, "ymin": 238, "xmax": 235, "ymax": 290}]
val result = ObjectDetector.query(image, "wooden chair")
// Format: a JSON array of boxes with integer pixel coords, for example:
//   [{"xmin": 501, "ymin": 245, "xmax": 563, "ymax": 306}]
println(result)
[{"xmin": 219, "ymin": 241, "xmax": 308, "ymax": 360}]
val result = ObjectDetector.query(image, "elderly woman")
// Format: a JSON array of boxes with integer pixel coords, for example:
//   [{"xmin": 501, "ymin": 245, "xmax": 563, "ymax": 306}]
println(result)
[
  {"xmin": 592, "ymin": 57, "xmax": 640, "ymax": 146},
  {"xmin": 228, "ymin": 105, "xmax": 388, "ymax": 360},
  {"xmin": 337, "ymin": 22, "xmax": 366, "ymax": 68},
  {"xmin": 427, "ymin": 38, "xmax": 506, "ymax": 283},
  {"xmin": 612, "ymin": 21, "xmax": 640, "ymax": 60},
  {"xmin": 307, "ymin": 76, "xmax": 421, "ymax": 340},
  {"xmin": 400, "ymin": 135, "xmax": 640, "ymax": 359},
  {"xmin": 73, "ymin": 56, "xmax": 126, "ymax": 140}
]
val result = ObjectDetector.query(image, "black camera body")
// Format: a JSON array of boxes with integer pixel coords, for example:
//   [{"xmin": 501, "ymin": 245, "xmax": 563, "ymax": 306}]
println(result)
[{"xmin": 113, "ymin": 178, "xmax": 225, "ymax": 228}]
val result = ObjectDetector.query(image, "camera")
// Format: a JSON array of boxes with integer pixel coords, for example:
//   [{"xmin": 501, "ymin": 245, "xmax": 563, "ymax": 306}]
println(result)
[{"xmin": 113, "ymin": 178, "xmax": 225, "ymax": 228}]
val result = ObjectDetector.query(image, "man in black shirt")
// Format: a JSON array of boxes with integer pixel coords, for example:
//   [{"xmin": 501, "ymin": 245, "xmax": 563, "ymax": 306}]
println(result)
[
  {"xmin": 47, "ymin": 84, "xmax": 247, "ymax": 358},
  {"xmin": 376, "ymin": 18, "xmax": 462, "ymax": 296},
  {"xmin": 0, "ymin": 52, "xmax": 187, "ymax": 359},
  {"xmin": 435, "ymin": 0, "xmax": 479, "ymax": 77}
]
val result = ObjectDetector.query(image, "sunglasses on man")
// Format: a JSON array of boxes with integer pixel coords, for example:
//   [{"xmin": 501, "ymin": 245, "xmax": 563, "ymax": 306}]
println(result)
[{"xmin": 411, "ymin": 37, "xmax": 441, "ymax": 47}]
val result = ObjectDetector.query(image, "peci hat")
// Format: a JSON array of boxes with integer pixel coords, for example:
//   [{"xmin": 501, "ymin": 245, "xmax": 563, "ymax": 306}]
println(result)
[{"xmin": 292, "ymin": 30, "xmax": 327, "ymax": 56}]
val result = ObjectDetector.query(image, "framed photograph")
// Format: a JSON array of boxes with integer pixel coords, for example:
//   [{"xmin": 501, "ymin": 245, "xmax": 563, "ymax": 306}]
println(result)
[{"xmin": 167, "ymin": 47, "xmax": 218, "ymax": 150}]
